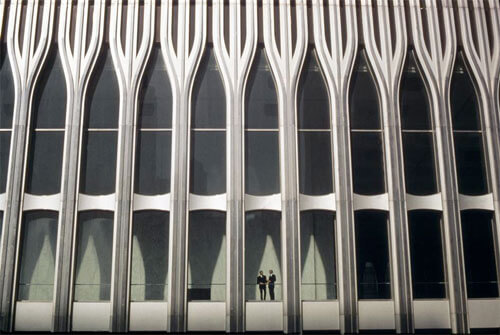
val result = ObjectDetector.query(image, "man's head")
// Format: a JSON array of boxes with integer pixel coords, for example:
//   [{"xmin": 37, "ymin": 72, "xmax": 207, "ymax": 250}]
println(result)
[
  {"xmin": 259, "ymin": 270, "xmax": 263, "ymax": 275},
  {"xmin": 269, "ymin": 269, "xmax": 273, "ymax": 274}
]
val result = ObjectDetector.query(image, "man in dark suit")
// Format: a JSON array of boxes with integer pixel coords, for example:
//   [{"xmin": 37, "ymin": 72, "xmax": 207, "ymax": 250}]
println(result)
[
  {"xmin": 268, "ymin": 269, "xmax": 276, "ymax": 300},
  {"xmin": 257, "ymin": 270, "xmax": 267, "ymax": 300}
]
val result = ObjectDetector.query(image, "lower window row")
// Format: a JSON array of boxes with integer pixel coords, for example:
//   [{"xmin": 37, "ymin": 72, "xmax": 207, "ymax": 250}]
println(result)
[{"xmin": 4, "ymin": 208, "xmax": 498, "ymax": 303}]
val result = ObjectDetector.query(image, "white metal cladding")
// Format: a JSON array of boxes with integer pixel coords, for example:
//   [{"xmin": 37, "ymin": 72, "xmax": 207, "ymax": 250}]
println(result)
[{"xmin": 0, "ymin": 0, "xmax": 498, "ymax": 333}]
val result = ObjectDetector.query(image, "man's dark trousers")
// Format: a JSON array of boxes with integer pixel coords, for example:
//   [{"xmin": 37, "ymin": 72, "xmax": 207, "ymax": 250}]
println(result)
[
  {"xmin": 269, "ymin": 284, "xmax": 275, "ymax": 300},
  {"xmin": 259, "ymin": 285, "xmax": 266, "ymax": 300}
]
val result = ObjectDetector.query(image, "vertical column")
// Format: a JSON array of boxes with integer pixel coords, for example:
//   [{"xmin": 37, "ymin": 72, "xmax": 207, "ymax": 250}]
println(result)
[
  {"xmin": 262, "ymin": 1, "xmax": 307, "ymax": 332},
  {"xmin": 360, "ymin": 1, "xmax": 411, "ymax": 332},
  {"xmin": 160, "ymin": 0, "xmax": 206, "ymax": 332},
  {"xmin": 0, "ymin": 0, "xmax": 54, "ymax": 331},
  {"xmin": 311, "ymin": 1, "xmax": 358, "ymax": 333},
  {"xmin": 408, "ymin": 1, "xmax": 468, "ymax": 333},
  {"xmin": 212, "ymin": 0, "xmax": 257, "ymax": 332},
  {"xmin": 53, "ymin": 0, "xmax": 105, "ymax": 330},
  {"xmin": 456, "ymin": 0, "xmax": 500, "ymax": 294},
  {"xmin": 108, "ymin": 0, "xmax": 155, "ymax": 331}
]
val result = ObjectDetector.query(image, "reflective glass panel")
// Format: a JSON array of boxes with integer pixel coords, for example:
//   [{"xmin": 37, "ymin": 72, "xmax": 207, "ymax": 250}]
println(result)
[
  {"xmin": 245, "ymin": 211, "xmax": 282, "ymax": 301},
  {"xmin": 80, "ymin": 131, "xmax": 117, "ymax": 195},
  {"xmin": 0, "ymin": 132, "xmax": 10, "ymax": 193},
  {"xmin": 138, "ymin": 45, "xmax": 172, "ymax": 129},
  {"xmin": 461, "ymin": 210, "xmax": 499, "ymax": 298},
  {"xmin": 135, "ymin": 131, "xmax": 171, "ymax": 195},
  {"xmin": 188, "ymin": 211, "xmax": 226, "ymax": 301},
  {"xmin": 355, "ymin": 211, "xmax": 391, "ymax": 299},
  {"xmin": 0, "ymin": 44, "xmax": 14, "ymax": 128},
  {"xmin": 245, "ymin": 132, "xmax": 280, "ymax": 195},
  {"xmin": 297, "ymin": 49, "xmax": 330, "ymax": 129},
  {"xmin": 408, "ymin": 211, "xmax": 446, "ymax": 298},
  {"xmin": 298, "ymin": 131, "xmax": 333, "ymax": 195},
  {"xmin": 85, "ymin": 48, "xmax": 119, "ymax": 129},
  {"xmin": 300, "ymin": 211, "xmax": 336, "ymax": 300},
  {"xmin": 351, "ymin": 132, "xmax": 385, "ymax": 195},
  {"xmin": 190, "ymin": 131, "xmax": 226, "ymax": 195},
  {"xmin": 349, "ymin": 51, "xmax": 381, "ymax": 130},
  {"xmin": 402, "ymin": 133, "xmax": 437, "ymax": 195},
  {"xmin": 454, "ymin": 133, "xmax": 488, "ymax": 195},
  {"xmin": 74, "ymin": 211, "xmax": 113, "ymax": 301},
  {"xmin": 400, "ymin": 51, "xmax": 431, "ymax": 130},
  {"xmin": 32, "ymin": 48, "xmax": 66, "ymax": 128},
  {"xmin": 191, "ymin": 47, "xmax": 225, "ymax": 129},
  {"xmin": 17, "ymin": 211, "xmax": 58, "ymax": 301},
  {"xmin": 131, "ymin": 211, "xmax": 169, "ymax": 301},
  {"xmin": 450, "ymin": 53, "xmax": 481, "ymax": 131},
  {"xmin": 245, "ymin": 48, "xmax": 278, "ymax": 129},
  {"xmin": 26, "ymin": 132, "xmax": 64, "ymax": 195}
]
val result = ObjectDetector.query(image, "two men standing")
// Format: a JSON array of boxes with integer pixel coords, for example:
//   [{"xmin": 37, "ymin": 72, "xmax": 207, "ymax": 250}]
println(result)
[{"xmin": 257, "ymin": 270, "xmax": 276, "ymax": 300}]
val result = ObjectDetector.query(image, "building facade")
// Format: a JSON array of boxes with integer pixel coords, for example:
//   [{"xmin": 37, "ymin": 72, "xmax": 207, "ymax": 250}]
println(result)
[{"xmin": 0, "ymin": 0, "xmax": 499, "ymax": 333}]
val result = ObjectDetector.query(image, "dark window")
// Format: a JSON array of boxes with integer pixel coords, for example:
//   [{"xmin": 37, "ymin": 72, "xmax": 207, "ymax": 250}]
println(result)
[
  {"xmin": 450, "ymin": 53, "xmax": 481, "ymax": 131},
  {"xmin": 0, "ymin": 132, "xmax": 10, "ymax": 193},
  {"xmin": 402, "ymin": 133, "xmax": 437, "ymax": 195},
  {"xmin": 351, "ymin": 132, "xmax": 385, "ymax": 195},
  {"xmin": 461, "ymin": 210, "xmax": 499, "ymax": 298},
  {"xmin": 138, "ymin": 45, "xmax": 172, "ymax": 129},
  {"xmin": 355, "ymin": 211, "xmax": 391, "ymax": 299},
  {"xmin": 190, "ymin": 131, "xmax": 226, "ymax": 195},
  {"xmin": 245, "ymin": 211, "xmax": 282, "ymax": 301},
  {"xmin": 349, "ymin": 51, "xmax": 381, "ymax": 130},
  {"xmin": 31, "ymin": 48, "xmax": 67, "ymax": 128},
  {"xmin": 85, "ymin": 48, "xmax": 119, "ymax": 129},
  {"xmin": 135, "ymin": 131, "xmax": 171, "ymax": 195},
  {"xmin": 300, "ymin": 211, "xmax": 337, "ymax": 300},
  {"xmin": 408, "ymin": 211, "xmax": 446, "ymax": 299},
  {"xmin": 188, "ymin": 211, "xmax": 226, "ymax": 301},
  {"xmin": 17, "ymin": 211, "xmax": 58, "ymax": 301},
  {"xmin": 74, "ymin": 211, "xmax": 114, "ymax": 301},
  {"xmin": 191, "ymin": 46, "xmax": 225, "ymax": 129},
  {"xmin": 454, "ymin": 133, "xmax": 488, "ymax": 195},
  {"xmin": 245, "ymin": 131, "xmax": 280, "ymax": 195},
  {"xmin": 26, "ymin": 132, "xmax": 64, "ymax": 195},
  {"xmin": 0, "ymin": 44, "xmax": 15, "ymax": 129},
  {"xmin": 400, "ymin": 51, "xmax": 431, "ymax": 130},
  {"xmin": 298, "ymin": 131, "xmax": 333, "ymax": 195},
  {"xmin": 131, "ymin": 211, "xmax": 169, "ymax": 301},
  {"xmin": 297, "ymin": 48, "xmax": 330, "ymax": 130},
  {"xmin": 80, "ymin": 131, "xmax": 117, "ymax": 194},
  {"xmin": 245, "ymin": 48, "xmax": 278, "ymax": 129}
]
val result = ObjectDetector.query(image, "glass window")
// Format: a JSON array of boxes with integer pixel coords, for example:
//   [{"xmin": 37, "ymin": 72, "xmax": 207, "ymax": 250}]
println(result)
[
  {"xmin": 0, "ymin": 132, "xmax": 10, "ymax": 193},
  {"xmin": 349, "ymin": 51, "xmax": 381, "ymax": 130},
  {"xmin": 400, "ymin": 51, "xmax": 431, "ymax": 130},
  {"xmin": 135, "ymin": 131, "xmax": 171, "ymax": 195},
  {"xmin": 297, "ymin": 48, "xmax": 330, "ymax": 130},
  {"xmin": 131, "ymin": 211, "xmax": 169, "ymax": 301},
  {"xmin": 245, "ymin": 131, "xmax": 280, "ymax": 195},
  {"xmin": 74, "ymin": 211, "xmax": 113, "ymax": 301},
  {"xmin": 300, "ymin": 211, "xmax": 336, "ymax": 300},
  {"xmin": 355, "ymin": 210, "xmax": 391, "ymax": 299},
  {"xmin": 138, "ymin": 45, "xmax": 172, "ymax": 129},
  {"xmin": 461, "ymin": 210, "xmax": 499, "ymax": 298},
  {"xmin": 80, "ymin": 131, "xmax": 117, "ymax": 195},
  {"xmin": 190, "ymin": 131, "xmax": 226, "ymax": 195},
  {"xmin": 17, "ymin": 211, "xmax": 58, "ymax": 301},
  {"xmin": 454, "ymin": 133, "xmax": 488, "ymax": 195},
  {"xmin": 245, "ymin": 211, "xmax": 282, "ymax": 301},
  {"xmin": 408, "ymin": 211, "xmax": 446, "ymax": 299},
  {"xmin": 0, "ymin": 43, "xmax": 14, "ymax": 129},
  {"xmin": 85, "ymin": 48, "xmax": 119, "ymax": 129},
  {"xmin": 25, "ymin": 132, "xmax": 64, "ymax": 195},
  {"xmin": 351, "ymin": 132, "xmax": 385, "ymax": 195},
  {"xmin": 402, "ymin": 133, "xmax": 437, "ymax": 195},
  {"xmin": 450, "ymin": 53, "xmax": 481, "ymax": 131},
  {"xmin": 31, "ymin": 48, "xmax": 66, "ymax": 128},
  {"xmin": 245, "ymin": 48, "xmax": 278, "ymax": 129},
  {"xmin": 187, "ymin": 211, "xmax": 226, "ymax": 301},
  {"xmin": 298, "ymin": 131, "xmax": 333, "ymax": 195},
  {"xmin": 191, "ymin": 46, "xmax": 225, "ymax": 129}
]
